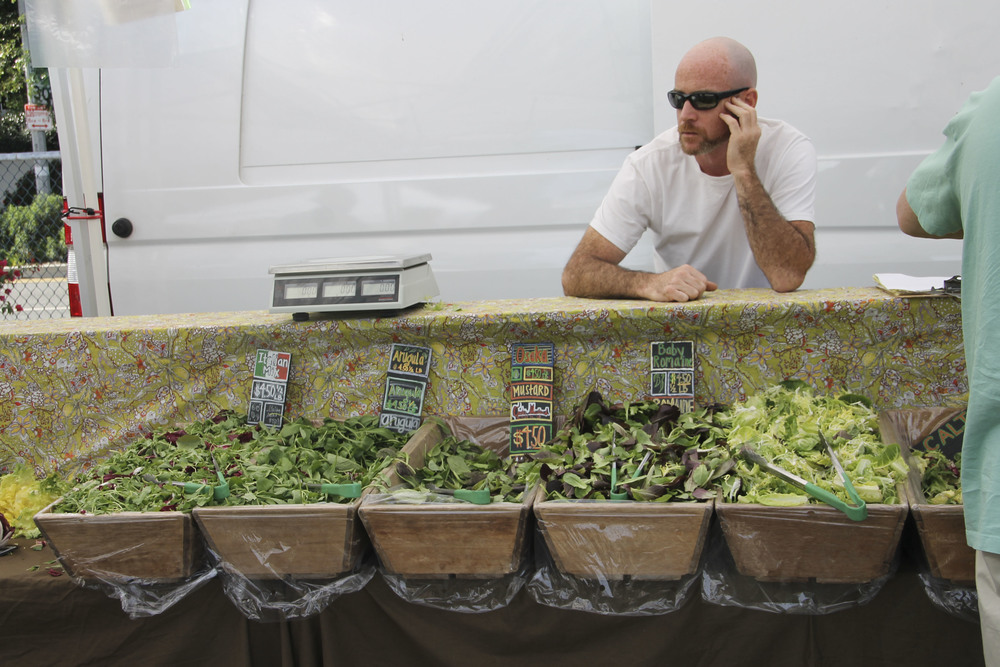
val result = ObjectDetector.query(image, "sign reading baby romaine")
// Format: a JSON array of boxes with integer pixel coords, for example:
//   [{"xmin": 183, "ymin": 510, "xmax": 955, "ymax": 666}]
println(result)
[
  {"xmin": 379, "ymin": 343, "xmax": 433, "ymax": 433},
  {"xmin": 509, "ymin": 342, "xmax": 555, "ymax": 456},
  {"xmin": 248, "ymin": 349, "xmax": 291, "ymax": 427},
  {"xmin": 649, "ymin": 341, "xmax": 694, "ymax": 411}
]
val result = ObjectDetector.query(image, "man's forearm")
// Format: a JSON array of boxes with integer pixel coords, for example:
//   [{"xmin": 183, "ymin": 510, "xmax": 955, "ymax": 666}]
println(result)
[
  {"xmin": 562, "ymin": 255, "xmax": 649, "ymax": 299},
  {"xmin": 733, "ymin": 169, "xmax": 815, "ymax": 292}
]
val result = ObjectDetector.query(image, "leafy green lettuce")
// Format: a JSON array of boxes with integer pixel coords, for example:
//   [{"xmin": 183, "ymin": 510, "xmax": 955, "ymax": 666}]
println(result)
[{"xmin": 721, "ymin": 381, "xmax": 908, "ymax": 505}]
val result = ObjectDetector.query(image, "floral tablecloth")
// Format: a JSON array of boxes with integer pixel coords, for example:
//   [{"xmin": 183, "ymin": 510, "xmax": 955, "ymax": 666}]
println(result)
[{"xmin": 0, "ymin": 288, "xmax": 966, "ymax": 473}]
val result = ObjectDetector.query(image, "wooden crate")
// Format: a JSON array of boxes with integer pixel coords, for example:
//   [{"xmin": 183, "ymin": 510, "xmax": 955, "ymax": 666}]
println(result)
[
  {"xmin": 358, "ymin": 417, "xmax": 535, "ymax": 579},
  {"xmin": 911, "ymin": 504, "xmax": 973, "ymax": 584},
  {"xmin": 34, "ymin": 505, "xmax": 203, "ymax": 582},
  {"xmin": 534, "ymin": 496, "xmax": 713, "ymax": 580},
  {"xmin": 715, "ymin": 501, "xmax": 907, "ymax": 583},
  {"xmin": 192, "ymin": 502, "xmax": 366, "ymax": 580},
  {"xmin": 716, "ymin": 413, "xmax": 910, "ymax": 584},
  {"xmin": 885, "ymin": 407, "xmax": 974, "ymax": 584}
]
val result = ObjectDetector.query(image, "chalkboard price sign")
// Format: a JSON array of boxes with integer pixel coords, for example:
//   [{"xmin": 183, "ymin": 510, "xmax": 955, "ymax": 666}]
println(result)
[
  {"xmin": 509, "ymin": 342, "xmax": 555, "ymax": 456},
  {"xmin": 248, "ymin": 349, "xmax": 291, "ymax": 426},
  {"xmin": 379, "ymin": 343, "xmax": 433, "ymax": 433},
  {"xmin": 649, "ymin": 341, "xmax": 694, "ymax": 412}
]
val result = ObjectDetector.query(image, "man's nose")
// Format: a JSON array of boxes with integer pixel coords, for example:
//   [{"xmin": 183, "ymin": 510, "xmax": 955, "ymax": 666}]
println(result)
[{"xmin": 677, "ymin": 101, "xmax": 698, "ymax": 122}]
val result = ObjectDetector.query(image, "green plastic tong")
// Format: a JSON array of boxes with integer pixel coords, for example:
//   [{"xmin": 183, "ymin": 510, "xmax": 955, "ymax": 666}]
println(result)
[
  {"xmin": 739, "ymin": 432, "xmax": 868, "ymax": 521},
  {"xmin": 142, "ymin": 453, "xmax": 230, "ymax": 501},
  {"xmin": 306, "ymin": 482, "xmax": 362, "ymax": 499},
  {"xmin": 610, "ymin": 426, "xmax": 655, "ymax": 501},
  {"xmin": 393, "ymin": 461, "xmax": 491, "ymax": 504}
]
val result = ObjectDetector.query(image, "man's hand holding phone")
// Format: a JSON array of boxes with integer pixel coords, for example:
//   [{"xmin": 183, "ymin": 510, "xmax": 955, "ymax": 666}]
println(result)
[{"xmin": 722, "ymin": 97, "xmax": 761, "ymax": 179}]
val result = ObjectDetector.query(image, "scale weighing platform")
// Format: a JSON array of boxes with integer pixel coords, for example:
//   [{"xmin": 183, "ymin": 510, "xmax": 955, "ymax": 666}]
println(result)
[{"xmin": 269, "ymin": 254, "xmax": 439, "ymax": 320}]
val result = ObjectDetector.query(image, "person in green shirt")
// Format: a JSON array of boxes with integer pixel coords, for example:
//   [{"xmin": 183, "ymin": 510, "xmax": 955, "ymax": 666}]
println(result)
[{"xmin": 897, "ymin": 76, "xmax": 1000, "ymax": 665}]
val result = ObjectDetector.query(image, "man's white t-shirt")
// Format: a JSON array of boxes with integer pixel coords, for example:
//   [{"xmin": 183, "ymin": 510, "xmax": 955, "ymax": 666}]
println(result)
[{"xmin": 589, "ymin": 118, "xmax": 817, "ymax": 289}]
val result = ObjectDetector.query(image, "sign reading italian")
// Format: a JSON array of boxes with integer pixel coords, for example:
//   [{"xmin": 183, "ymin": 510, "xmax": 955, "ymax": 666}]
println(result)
[
  {"xmin": 509, "ymin": 342, "xmax": 555, "ymax": 457},
  {"xmin": 248, "ymin": 349, "xmax": 291, "ymax": 427},
  {"xmin": 649, "ymin": 341, "xmax": 695, "ymax": 412},
  {"xmin": 379, "ymin": 343, "xmax": 432, "ymax": 433}
]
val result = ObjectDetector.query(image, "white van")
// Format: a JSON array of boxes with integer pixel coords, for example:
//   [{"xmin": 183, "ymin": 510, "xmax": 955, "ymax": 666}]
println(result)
[{"xmin": 28, "ymin": 0, "xmax": 973, "ymax": 316}]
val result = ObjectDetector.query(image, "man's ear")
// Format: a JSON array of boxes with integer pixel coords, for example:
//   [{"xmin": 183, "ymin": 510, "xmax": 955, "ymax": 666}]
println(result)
[{"xmin": 744, "ymin": 88, "xmax": 759, "ymax": 108}]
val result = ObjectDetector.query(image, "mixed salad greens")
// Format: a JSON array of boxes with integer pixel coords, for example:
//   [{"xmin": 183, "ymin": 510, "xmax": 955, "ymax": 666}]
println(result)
[
  {"xmin": 911, "ymin": 448, "xmax": 963, "ymax": 505},
  {"xmin": 510, "ymin": 381, "xmax": 910, "ymax": 507},
  {"xmin": 3, "ymin": 380, "xmax": 922, "ymax": 520},
  {"xmin": 514, "ymin": 392, "xmax": 735, "ymax": 502}
]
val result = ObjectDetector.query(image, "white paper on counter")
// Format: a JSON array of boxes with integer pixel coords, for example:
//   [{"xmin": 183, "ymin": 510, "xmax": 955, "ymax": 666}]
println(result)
[{"xmin": 873, "ymin": 273, "xmax": 953, "ymax": 295}]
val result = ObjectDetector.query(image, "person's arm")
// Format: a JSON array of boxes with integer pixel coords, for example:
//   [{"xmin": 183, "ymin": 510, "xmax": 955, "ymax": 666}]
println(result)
[
  {"xmin": 561, "ymin": 226, "xmax": 717, "ymax": 302},
  {"xmin": 722, "ymin": 99, "xmax": 816, "ymax": 293},
  {"xmin": 897, "ymin": 187, "xmax": 964, "ymax": 239}
]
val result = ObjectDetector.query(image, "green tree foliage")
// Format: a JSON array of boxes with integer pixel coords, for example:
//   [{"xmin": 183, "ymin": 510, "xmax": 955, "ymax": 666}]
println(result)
[
  {"xmin": 0, "ymin": 1, "xmax": 26, "ymax": 110},
  {"xmin": 0, "ymin": 2, "xmax": 63, "ymax": 270},
  {"xmin": 0, "ymin": 1, "xmax": 56, "ymax": 152},
  {"xmin": 0, "ymin": 1, "xmax": 29, "ymax": 152},
  {"xmin": 0, "ymin": 192, "xmax": 65, "ymax": 264}
]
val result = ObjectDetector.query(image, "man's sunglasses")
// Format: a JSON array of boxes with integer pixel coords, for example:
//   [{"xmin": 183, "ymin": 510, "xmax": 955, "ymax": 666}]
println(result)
[{"xmin": 666, "ymin": 87, "xmax": 749, "ymax": 111}]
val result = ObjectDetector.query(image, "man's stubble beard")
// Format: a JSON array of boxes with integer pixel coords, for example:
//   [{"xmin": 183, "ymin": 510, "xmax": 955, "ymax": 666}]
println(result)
[{"xmin": 679, "ymin": 125, "xmax": 730, "ymax": 156}]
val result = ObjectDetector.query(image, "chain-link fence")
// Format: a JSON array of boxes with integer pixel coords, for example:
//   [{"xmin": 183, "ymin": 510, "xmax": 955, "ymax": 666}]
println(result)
[{"xmin": 0, "ymin": 151, "xmax": 68, "ymax": 320}]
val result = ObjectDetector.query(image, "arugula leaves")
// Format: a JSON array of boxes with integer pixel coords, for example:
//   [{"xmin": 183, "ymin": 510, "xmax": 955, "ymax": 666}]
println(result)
[
  {"xmin": 55, "ymin": 412, "xmax": 409, "ymax": 514},
  {"xmin": 382, "ymin": 432, "xmax": 527, "ymax": 503}
]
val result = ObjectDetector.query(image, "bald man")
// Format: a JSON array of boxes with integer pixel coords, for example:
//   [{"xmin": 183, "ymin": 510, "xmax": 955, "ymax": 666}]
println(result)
[{"xmin": 562, "ymin": 36, "xmax": 817, "ymax": 302}]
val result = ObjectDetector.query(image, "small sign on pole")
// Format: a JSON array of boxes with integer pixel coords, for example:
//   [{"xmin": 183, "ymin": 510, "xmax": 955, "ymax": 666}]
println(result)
[{"xmin": 24, "ymin": 104, "xmax": 53, "ymax": 131}]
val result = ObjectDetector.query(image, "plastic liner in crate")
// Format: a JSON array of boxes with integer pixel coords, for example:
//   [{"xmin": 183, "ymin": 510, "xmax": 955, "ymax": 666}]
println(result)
[
  {"xmin": 33, "ymin": 503, "xmax": 215, "ymax": 618},
  {"xmin": 358, "ymin": 417, "xmax": 535, "ymax": 613},
  {"xmin": 883, "ymin": 406, "xmax": 978, "ymax": 622},
  {"xmin": 704, "ymin": 413, "xmax": 909, "ymax": 613},
  {"xmin": 529, "ymin": 495, "xmax": 711, "ymax": 615},
  {"xmin": 192, "ymin": 501, "xmax": 374, "ymax": 622}
]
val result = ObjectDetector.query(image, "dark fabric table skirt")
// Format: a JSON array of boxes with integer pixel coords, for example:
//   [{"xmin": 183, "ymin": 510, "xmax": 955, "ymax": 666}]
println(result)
[{"xmin": 0, "ymin": 538, "xmax": 983, "ymax": 667}]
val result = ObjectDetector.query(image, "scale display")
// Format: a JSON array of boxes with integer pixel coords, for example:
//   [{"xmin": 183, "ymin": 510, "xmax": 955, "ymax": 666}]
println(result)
[
  {"xmin": 283, "ymin": 283, "xmax": 319, "ymax": 300},
  {"xmin": 269, "ymin": 254, "xmax": 438, "ymax": 320},
  {"xmin": 275, "ymin": 275, "xmax": 399, "ymax": 306},
  {"xmin": 324, "ymin": 280, "xmax": 357, "ymax": 298}
]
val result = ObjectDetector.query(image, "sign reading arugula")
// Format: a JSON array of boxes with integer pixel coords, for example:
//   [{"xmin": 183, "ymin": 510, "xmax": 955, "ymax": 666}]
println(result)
[
  {"xmin": 509, "ymin": 342, "xmax": 555, "ymax": 457},
  {"xmin": 379, "ymin": 343, "xmax": 433, "ymax": 433},
  {"xmin": 248, "ymin": 349, "xmax": 291, "ymax": 427},
  {"xmin": 649, "ymin": 341, "xmax": 695, "ymax": 412}
]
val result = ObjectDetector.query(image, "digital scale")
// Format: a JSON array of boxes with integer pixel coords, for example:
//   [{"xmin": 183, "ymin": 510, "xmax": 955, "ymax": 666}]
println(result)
[{"xmin": 269, "ymin": 254, "xmax": 440, "ymax": 320}]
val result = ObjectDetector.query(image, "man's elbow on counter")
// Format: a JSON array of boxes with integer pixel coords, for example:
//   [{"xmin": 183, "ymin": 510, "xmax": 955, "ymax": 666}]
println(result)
[
  {"xmin": 767, "ymin": 270, "xmax": 807, "ymax": 294},
  {"xmin": 561, "ymin": 266, "xmax": 581, "ymax": 297}
]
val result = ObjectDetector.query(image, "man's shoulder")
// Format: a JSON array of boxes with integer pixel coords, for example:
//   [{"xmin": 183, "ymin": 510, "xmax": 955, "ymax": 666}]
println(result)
[
  {"xmin": 627, "ymin": 128, "xmax": 685, "ymax": 166},
  {"xmin": 759, "ymin": 117, "xmax": 813, "ymax": 146}
]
